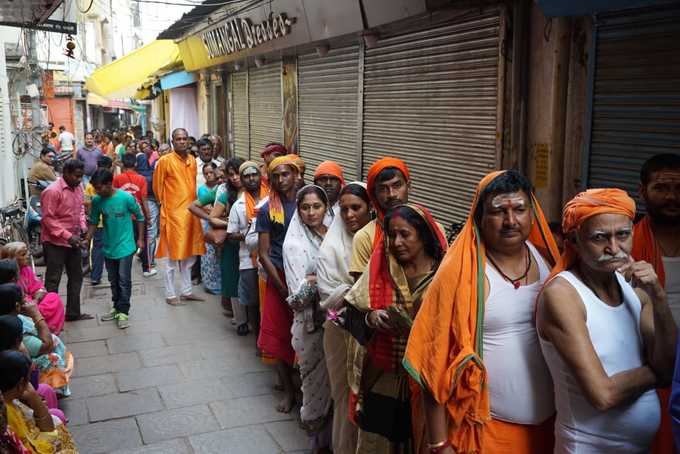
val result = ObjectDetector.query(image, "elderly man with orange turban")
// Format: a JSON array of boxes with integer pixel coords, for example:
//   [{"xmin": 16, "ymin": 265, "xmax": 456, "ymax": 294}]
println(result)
[
  {"xmin": 536, "ymin": 188, "xmax": 676, "ymax": 454},
  {"xmin": 404, "ymin": 170, "xmax": 559, "ymax": 454},
  {"xmin": 313, "ymin": 161, "xmax": 345, "ymax": 214},
  {"xmin": 348, "ymin": 157, "xmax": 411, "ymax": 279}
]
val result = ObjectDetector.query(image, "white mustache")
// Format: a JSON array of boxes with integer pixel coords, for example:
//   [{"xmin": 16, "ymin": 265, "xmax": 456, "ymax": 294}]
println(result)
[{"xmin": 596, "ymin": 251, "xmax": 628, "ymax": 262}]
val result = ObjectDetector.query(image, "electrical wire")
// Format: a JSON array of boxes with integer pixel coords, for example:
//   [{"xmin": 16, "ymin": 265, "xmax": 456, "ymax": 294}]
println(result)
[{"xmin": 77, "ymin": 0, "xmax": 95, "ymax": 13}]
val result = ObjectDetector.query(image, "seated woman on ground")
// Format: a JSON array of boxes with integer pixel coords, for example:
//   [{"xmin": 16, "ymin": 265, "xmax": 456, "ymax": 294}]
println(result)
[
  {"xmin": 0, "ymin": 282, "xmax": 73, "ymax": 397},
  {"xmin": 0, "ymin": 245, "xmax": 65, "ymax": 334},
  {"xmin": 0, "ymin": 350, "xmax": 78, "ymax": 453},
  {"xmin": 0, "ymin": 315, "xmax": 66, "ymax": 426}
]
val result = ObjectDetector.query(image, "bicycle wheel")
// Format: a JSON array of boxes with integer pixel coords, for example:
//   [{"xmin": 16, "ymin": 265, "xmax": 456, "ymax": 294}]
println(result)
[{"xmin": 11, "ymin": 221, "xmax": 29, "ymax": 245}]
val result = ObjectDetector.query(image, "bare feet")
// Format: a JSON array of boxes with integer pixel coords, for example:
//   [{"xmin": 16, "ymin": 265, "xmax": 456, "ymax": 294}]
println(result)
[
  {"xmin": 180, "ymin": 293, "xmax": 205, "ymax": 302},
  {"xmin": 276, "ymin": 393, "xmax": 295, "ymax": 413},
  {"xmin": 165, "ymin": 297, "xmax": 185, "ymax": 306}
]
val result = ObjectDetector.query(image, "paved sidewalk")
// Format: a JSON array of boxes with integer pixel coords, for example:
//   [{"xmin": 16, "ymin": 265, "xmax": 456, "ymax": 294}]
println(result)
[{"xmin": 56, "ymin": 265, "xmax": 309, "ymax": 454}]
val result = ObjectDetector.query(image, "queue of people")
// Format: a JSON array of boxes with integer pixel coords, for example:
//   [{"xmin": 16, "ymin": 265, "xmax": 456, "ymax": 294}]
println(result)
[{"xmin": 10, "ymin": 121, "xmax": 680, "ymax": 453}]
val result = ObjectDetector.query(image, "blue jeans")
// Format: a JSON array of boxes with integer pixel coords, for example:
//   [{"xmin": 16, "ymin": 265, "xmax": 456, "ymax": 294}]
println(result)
[
  {"xmin": 146, "ymin": 198, "xmax": 160, "ymax": 266},
  {"xmin": 91, "ymin": 228, "xmax": 104, "ymax": 282},
  {"xmin": 105, "ymin": 253, "xmax": 133, "ymax": 315}
]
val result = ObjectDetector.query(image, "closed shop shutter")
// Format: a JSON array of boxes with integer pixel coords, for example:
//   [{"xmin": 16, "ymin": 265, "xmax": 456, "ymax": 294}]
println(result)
[
  {"xmin": 586, "ymin": 4, "xmax": 680, "ymax": 204},
  {"xmin": 248, "ymin": 62, "xmax": 283, "ymax": 158},
  {"xmin": 298, "ymin": 45, "xmax": 360, "ymax": 181},
  {"xmin": 230, "ymin": 71, "xmax": 249, "ymax": 160},
  {"xmin": 362, "ymin": 8, "xmax": 503, "ymax": 226}
]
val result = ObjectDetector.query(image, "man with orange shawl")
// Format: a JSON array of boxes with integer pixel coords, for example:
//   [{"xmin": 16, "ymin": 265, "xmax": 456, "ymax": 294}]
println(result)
[
  {"xmin": 536, "ymin": 188, "xmax": 676, "ymax": 454},
  {"xmin": 256, "ymin": 154, "xmax": 300, "ymax": 414},
  {"xmin": 227, "ymin": 161, "xmax": 268, "ymax": 336},
  {"xmin": 632, "ymin": 153, "xmax": 680, "ymax": 454},
  {"xmin": 349, "ymin": 157, "xmax": 411, "ymax": 279},
  {"xmin": 152, "ymin": 128, "xmax": 206, "ymax": 305},
  {"xmin": 404, "ymin": 170, "xmax": 559, "ymax": 454}
]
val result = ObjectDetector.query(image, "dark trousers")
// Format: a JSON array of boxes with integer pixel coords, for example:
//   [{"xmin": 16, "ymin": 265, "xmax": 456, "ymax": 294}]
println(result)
[
  {"xmin": 105, "ymin": 253, "xmax": 133, "ymax": 315},
  {"xmin": 44, "ymin": 242, "xmax": 83, "ymax": 319},
  {"xmin": 132, "ymin": 221, "xmax": 150, "ymax": 272},
  {"xmin": 91, "ymin": 228, "xmax": 104, "ymax": 282}
]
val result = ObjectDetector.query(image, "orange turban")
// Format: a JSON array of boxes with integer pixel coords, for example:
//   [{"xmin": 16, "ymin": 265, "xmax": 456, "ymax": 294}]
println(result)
[
  {"xmin": 366, "ymin": 157, "xmax": 411, "ymax": 218},
  {"xmin": 313, "ymin": 161, "xmax": 345, "ymax": 186},
  {"xmin": 268, "ymin": 154, "xmax": 300, "ymax": 174},
  {"xmin": 554, "ymin": 188, "xmax": 636, "ymax": 276}
]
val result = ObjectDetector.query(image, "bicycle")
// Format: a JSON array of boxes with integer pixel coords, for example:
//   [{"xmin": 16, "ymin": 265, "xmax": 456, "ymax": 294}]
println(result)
[
  {"xmin": 11, "ymin": 127, "xmax": 46, "ymax": 159},
  {"xmin": 0, "ymin": 199, "xmax": 29, "ymax": 247}
]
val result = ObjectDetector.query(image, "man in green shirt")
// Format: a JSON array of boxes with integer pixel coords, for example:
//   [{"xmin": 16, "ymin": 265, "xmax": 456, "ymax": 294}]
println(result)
[{"xmin": 83, "ymin": 169, "xmax": 144, "ymax": 329}]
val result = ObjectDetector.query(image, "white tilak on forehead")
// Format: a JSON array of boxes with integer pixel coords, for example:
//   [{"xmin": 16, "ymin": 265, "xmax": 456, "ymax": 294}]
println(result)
[{"xmin": 490, "ymin": 192, "xmax": 526, "ymax": 209}]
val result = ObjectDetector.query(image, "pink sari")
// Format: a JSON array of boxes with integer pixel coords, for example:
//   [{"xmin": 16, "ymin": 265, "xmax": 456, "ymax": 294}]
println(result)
[{"xmin": 19, "ymin": 266, "xmax": 65, "ymax": 334}]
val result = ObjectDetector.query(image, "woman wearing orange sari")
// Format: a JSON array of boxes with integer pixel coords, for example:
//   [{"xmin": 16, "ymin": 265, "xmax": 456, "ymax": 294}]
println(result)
[{"xmin": 342, "ymin": 203, "xmax": 447, "ymax": 453}]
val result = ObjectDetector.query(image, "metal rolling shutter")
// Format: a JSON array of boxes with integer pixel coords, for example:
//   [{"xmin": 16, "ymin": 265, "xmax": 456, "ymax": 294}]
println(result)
[
  {"xmin": 587, "ymin": 5, "xmax": 680, "ymax": 203},
  {"xmin": 362, "ymin": 9, "xmax": 502, "ymax": 226},
  {"xmin": 231, "ymin": 72, "xmax": 249, "ymax": 159},
  {"xmin": 298, "ymin": 45, "xmax": 360, "ymax": 181},
  {"xmin": 248, "ymin": 62, "xmax": 283, "ymax": 158}
]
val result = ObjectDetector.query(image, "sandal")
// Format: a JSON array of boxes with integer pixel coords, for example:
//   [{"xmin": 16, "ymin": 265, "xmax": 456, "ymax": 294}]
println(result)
[
  {"xmin": 236, "ymin": 323, "xmax": 250, "ymax": 336},
  {"xmin": 65, "ymin": 313, "xmax": 94, "ymax": 322}
]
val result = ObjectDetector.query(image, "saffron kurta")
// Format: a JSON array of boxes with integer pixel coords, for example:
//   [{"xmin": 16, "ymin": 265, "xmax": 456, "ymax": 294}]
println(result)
[{"xmin": 153, "ymin": 152, "xmax": 206, "ymax": 260}]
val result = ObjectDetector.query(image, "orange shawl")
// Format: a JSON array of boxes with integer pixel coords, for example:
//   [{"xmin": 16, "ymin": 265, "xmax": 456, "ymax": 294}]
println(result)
[
  {"xmin": 402, "ymin": 171, "xmax": 559, "ymax": 453},
  {"xmin": 365, "ymin": 157, "xmax": 411, "ymax": 250},
  {"xmin": 632, "ymin": 216, "xmax": 665, "ymax": 286}
]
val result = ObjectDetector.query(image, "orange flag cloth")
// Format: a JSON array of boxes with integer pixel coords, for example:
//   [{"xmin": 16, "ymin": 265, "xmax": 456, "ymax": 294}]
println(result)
[
  {"xmin": 633, "ymin": 215, "xmax": 674, "ymax": 454},
  {"xmin": 633, "ymin": 216, "xmax": 666, "ymax": 286},
  {"xmin": 402, "ymin": 170, "xmax": 559, "ymax": 454}
]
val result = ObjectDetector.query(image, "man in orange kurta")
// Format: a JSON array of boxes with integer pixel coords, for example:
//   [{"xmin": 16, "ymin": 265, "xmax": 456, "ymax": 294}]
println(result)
[
  {"xmin": 632, "ymin": 153, "xmax": 680, "ymax": 454},
  {"xmin": 152, "ymin": 128, "xmax": 206, "ymax": 305}
]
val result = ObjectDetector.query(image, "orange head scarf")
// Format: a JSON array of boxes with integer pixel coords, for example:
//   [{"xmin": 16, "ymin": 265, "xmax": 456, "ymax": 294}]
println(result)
[
  {"xmin": 365, "ymin": 157, "xmax": 411, "ymax": 250},
  {"xmin": 366, "ymin": 157, "xmax": 411, "ymax": 219},
  {"xmin": 553, "ymin": 188, "xmax": 636, "ymax": 277},
  {"xmin": 313, "ymin": 161, "xmax": 345, "ymax": 186},
  {"xmin": 403, "ymin": 170, "xmax": 559, "ymax": 454},
  {"xmin": 267, "ymin": 155, "xmax": 300, "ymax": 224}
]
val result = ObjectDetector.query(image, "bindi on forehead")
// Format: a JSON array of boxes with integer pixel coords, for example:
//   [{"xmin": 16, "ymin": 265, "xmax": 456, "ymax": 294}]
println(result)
[{"xmin": 490, "ymin": 192, "xmax": 526, "ymax": 209}]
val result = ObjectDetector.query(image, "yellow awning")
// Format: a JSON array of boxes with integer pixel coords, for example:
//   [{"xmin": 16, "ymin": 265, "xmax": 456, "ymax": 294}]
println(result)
[
  {"xmin": 85, "ymin": 40, "xmax": 181, "ymax": 99},
  {"xmin": 86, "ymin": 92, "xmax": 109, "ymax": 106}
]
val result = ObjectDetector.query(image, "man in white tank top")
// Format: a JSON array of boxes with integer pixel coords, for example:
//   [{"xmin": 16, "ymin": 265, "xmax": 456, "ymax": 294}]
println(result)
[
  {"xmin": 408, "ymin": 170, "xmax": 560, "ymax": 454},
  {"xmin": 537, "ymin": 188, "xmax": 677, "ymax": 454},
  {"xmin": 633, "ymin": 153, "xmax": 680, "ymax": 454}
]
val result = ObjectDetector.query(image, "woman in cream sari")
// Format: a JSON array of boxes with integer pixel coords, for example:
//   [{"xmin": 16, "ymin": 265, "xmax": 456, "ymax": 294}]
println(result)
[
  {"xmin": 342, "ymin": 204, "xmax": 447, "ymax": 453},
  {"xmin": 316, "ymin": 183, "xmax": 372, "ymax": 454},
  {"xmin": 283, "ymin": 185, "xmax": 331, "ymax": 452}
]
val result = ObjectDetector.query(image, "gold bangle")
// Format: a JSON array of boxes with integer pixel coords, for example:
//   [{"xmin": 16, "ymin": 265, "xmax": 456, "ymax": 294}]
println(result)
[{"xmin": 34, "ymin": 317, "xmax": 45, "ymax": 324}]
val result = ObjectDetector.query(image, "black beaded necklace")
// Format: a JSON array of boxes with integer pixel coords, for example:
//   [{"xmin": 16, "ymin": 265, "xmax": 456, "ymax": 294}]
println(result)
[{"xmin": 486, "ymin": 244, "xmax": 531, "ymax": 289}]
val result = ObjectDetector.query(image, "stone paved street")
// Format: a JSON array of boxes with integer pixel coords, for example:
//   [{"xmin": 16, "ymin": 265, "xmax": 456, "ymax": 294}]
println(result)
[{"xmin": 54, "ymin": 266, "xmax": 309, "ymax": 454}]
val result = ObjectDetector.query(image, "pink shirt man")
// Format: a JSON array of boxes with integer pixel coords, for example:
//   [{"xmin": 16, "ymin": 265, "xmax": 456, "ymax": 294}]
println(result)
[{"xmin": 40, "ymin": 177, "xmax": 86, "ymax": 247}]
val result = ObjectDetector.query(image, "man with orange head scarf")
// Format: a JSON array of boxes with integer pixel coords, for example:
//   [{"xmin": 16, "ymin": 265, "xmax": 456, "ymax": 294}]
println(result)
[
  {"xmin": 349, "ymin": 157, "xmax": 411, "ymax": 279},
  {"xmin": 313, "ymin": 161, "xmax": 345, "ymax": 214},
  {"xmin": 536, "ymin": 188, "xmax": 676, "ymax": 454},
  {"xmin": 633, "ymin": 153, "xmax": 680, "ymax": 454},
  {"xmin": 404, "ymin": 170, "xmax": 559, "ymax": 454}
]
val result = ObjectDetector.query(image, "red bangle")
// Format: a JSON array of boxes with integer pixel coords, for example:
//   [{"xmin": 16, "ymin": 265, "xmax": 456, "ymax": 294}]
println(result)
[{"xmin": 429, "ymin": 440, "xmax": 451, "ymax": 454}]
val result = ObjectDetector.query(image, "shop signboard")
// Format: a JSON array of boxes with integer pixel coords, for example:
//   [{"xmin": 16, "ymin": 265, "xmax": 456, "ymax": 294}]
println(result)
[{"xmin": 201, "ymin": 13, "xmax": 295, "ymax": 59}]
